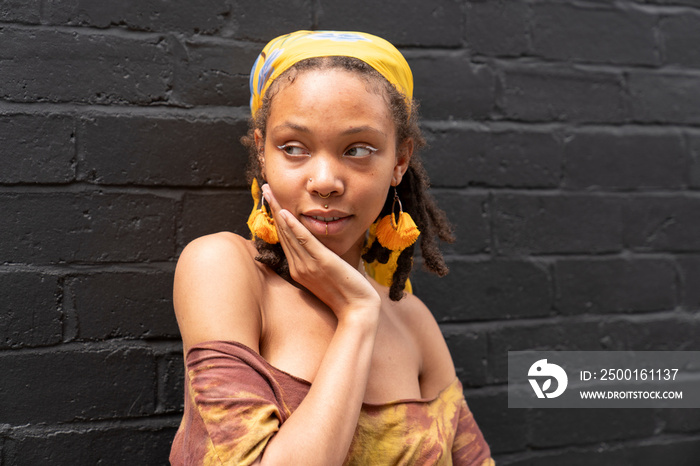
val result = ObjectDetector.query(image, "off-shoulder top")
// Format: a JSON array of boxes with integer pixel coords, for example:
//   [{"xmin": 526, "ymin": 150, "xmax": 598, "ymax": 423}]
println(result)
[{"xmin": 169, "ymin": 340, "xmax": 494, "ymax": 465}]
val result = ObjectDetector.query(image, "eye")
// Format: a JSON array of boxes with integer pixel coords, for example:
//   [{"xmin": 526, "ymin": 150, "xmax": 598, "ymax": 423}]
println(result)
[
  {"xmin": 277, "ymin": 144, "xmax": 309, "ymax": 157},
  {"xmin": 344, "ymin": 145, "xmax": 378, "ymax": 158}
]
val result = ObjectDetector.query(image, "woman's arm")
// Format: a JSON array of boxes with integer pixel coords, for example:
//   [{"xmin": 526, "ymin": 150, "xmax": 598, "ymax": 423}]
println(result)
[
  {"xmin": 256, "ymin": 185, "xmax": 381, "ymax": 466},
  {"xmin": 173, "ymin": 187, "xmax": 382, "ymax": 465}
]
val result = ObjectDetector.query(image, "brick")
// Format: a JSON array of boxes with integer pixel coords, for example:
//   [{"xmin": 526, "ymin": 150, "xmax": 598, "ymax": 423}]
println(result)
[
  {"xmin": 531, "ymin": 3, "xmax": 659, "ymax": 66},
  {"xmin": 661, "ymin": 12, "xmax": 700, "ymax": 67},
  {"xmin": 495, "ymin": 445, "xmax": 627, "ymax": 466},
  {"xmin": 623, "ymin": 196, "xmax": 700, "ymax": 252},
  {"xmin": 0, "ymin": 192, "xmax": 176, "ymax": 263},
  {"xmin": 231, "ymin": 0, "xmax": 312, "ymax": 41},
  {"xmin": 158, "ymin": 351, "xmax": 185, "ymax": 413},
  {"xmin": 563, "ymin": 128, "xmax": 687, "ymax": 190},
  {"xmin": 493, "ymin": 194, "xmax": 624, "ymax": 255},
  {"xmin": 0, "ymin": 346, "xmax": 156, "ymax": 423},
  {"xmin": 441, "ymin": 325, "xmax": 488, "ymax": 387},
  {"xmin": 600, "ymin": 314, "xmax": 700, "ymax": 350},
  {"xmin": 69, "ymin": 270, "xmax": 178, "ymax": 340},
  {"xmin": 79, "ymin": 115, "xmax": 248, "ymax": 186},
  {"xmin": 626, "ymin": 437, "xmax": 700, "ymax": 466},
  {"xmin": 171, "ymin": 38, "xmax": 260, "ymax": 107},
  {"xmin": 179, "ymin": 191, "xmax": 251, "ymax": 247},
  {"xmin": 488, "ymin": 320, "xmax": 604, "ymax": 383},
  {"xmin": 500, "ymin": 64, "xmax": 626, "ymax": 123},
  {"xmin": 5, "ymin": 425, "xmax": 177, "ymax": 465},
  {"xmin": 530, "ymin": 408, "xmax": 655, "ymax": 448},
  {"xmin": 431, "ymin": 191, "xmax": 490, "ymax": 254},
  {"xmin": 465, "ymin": 0, "xmax": 530, "ymax": 57},
  {"xmin": 43, "ymin": 0, "xmax": 233, "ymax": 34},
  {"xmin": 412, "ymin": 259, "xmax": 552, "ymax": 322},
  {"xmin": 466, "ymin": 389, "xmax": 528, "ymax": 455},
  {"xmin": 659, "ymin": 408, "xmax": 700, "ymax": 433},
  {"xmin": 678, "ymin": 255, "xmax": 700, "ymax": 308},
  {"xmin": 0, "ymin": 113, "xmax": 75, "ymax": 184},
  {"xmin": 424, "ymin": 126, "xmax": 562, "ymax": 188},
  {"xmin": 687, "ymin": 132, "xmax": 700, "ymax": 188},
  {"xmin": 628, "ymin": 71, "xmax": 700, "ymax": 125},
  {"xmin": 407, "ymin": 51, "xmax": 496, "ymax": 120},
  {"xmin": 555, "ymin": 258, "xmax": 678, "ymax": 314},
  {"xmin": 0, "ymin": 0, "xmax": 40, "ymax": 23},
  {"xmin": 0, "ymin": 27, "xmax": 171, "ymax": 104},
  {"xmin": 0, "ymin": 271, "xmax": 62, "ymax": 348},
  {"xmin": 317, "ymin": 0, "xmax": 462, "ymax": 47}
]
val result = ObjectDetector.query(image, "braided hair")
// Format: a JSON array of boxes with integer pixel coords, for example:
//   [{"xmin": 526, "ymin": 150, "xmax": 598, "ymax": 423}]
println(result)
[{"xmin": 241, "ymin": 56, "xmax": 454, "ymax": 301}]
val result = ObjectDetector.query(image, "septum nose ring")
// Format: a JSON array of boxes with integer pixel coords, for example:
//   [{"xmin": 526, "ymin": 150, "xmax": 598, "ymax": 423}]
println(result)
[{"xmin": 318, "ymin": 192, "xmax": 331, "ymax": 199}]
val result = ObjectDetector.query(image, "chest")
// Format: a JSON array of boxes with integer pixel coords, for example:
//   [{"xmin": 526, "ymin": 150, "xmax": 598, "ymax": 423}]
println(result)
[{"xmin": 259, "ymin": 282, "xmax": 422, "ymax": 403}]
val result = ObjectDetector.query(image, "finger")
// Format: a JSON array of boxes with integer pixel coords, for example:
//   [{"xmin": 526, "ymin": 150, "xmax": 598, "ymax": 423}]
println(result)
[{"xmin": 261, "ymin": 185, "xmax": 316, "ymax": 261}]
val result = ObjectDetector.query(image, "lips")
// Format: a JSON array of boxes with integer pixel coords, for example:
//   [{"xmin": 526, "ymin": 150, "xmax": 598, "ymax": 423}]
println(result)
[{"xmin": 300, "ymin": 210, "xmax": 352, "ymax": 236}]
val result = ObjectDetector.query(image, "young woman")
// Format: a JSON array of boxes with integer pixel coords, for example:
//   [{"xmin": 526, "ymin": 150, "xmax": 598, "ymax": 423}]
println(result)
[{"xmin": 170, "ymin": 30, "xmax": 493, "ymax": 465}]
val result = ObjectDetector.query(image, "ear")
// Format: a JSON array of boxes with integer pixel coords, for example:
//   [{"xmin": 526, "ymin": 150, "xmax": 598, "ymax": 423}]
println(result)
[
  {"xmin": 254, "ymin": 129, "xmax": 265, "ymax": 175},
  {"xmin": 391, "ymin": 138, "xmax": 414, "ymax": 186}
]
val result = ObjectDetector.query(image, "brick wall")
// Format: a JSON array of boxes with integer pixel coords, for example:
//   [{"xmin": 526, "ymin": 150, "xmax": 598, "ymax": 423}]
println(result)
[{"xmin": 1, "ymin": 0, "xmax": 698, "ymax": 464}]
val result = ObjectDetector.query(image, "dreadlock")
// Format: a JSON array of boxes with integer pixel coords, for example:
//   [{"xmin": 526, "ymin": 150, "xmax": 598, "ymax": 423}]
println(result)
[{"xmin": 241, "ymin": 56, "xmax": 454, "ymax": 301}]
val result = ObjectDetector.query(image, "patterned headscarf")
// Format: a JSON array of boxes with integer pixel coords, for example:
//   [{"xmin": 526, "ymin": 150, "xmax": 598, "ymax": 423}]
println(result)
[{"xmin": 249, "ymin": 30, "xmax": 413, "ymax": 116}]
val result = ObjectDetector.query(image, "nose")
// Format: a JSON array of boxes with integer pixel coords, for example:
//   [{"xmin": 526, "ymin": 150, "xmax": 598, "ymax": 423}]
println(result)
[{"xmin": 307, "ymin": 154, "xmax": 344, "ymax": 198}]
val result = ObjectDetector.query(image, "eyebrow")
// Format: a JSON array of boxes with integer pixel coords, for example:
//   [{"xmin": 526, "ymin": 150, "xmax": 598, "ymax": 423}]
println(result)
[{"xmin": 271, "ymin": 122, "xmax": 387, "ymax": 138}]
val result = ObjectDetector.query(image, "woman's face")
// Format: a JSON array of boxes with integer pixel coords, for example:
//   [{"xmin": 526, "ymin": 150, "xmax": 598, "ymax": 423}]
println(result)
[{"xmin": 256, "ymin": 68, "xmax": 411, "ymax": 262}]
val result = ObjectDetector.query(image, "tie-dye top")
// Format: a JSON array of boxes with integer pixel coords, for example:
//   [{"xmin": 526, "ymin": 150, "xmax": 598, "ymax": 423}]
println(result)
[{"xmin": 170, "ymin": 340, "xmax": 494, "ymax": 466}]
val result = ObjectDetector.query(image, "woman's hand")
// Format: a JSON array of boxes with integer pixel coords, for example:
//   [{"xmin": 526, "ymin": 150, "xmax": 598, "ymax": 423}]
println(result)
[{"xmin": 262, "ymin": 184, "xmax": 380, "ymax": 322}]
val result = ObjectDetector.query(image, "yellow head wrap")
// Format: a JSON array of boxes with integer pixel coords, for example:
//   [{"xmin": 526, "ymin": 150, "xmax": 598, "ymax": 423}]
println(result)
[{"xmin": 249, "ymin": 30, "xmax": 413, "ymax": 116}]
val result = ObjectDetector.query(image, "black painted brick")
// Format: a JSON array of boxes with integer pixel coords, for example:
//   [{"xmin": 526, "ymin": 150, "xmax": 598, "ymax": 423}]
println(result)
[
  {"xmin": 488, "ymin": 320, "xmax": 604, "ymax": 383},
  {"xmin": 0, "ymin": 113, "xmax": 75, "ymax": 184},
  {"xmin": 0, "ymin": 271, "xmax": 62, "ymax": 348},
  {"xmin": 555, "ymin": 258, "xmax": 678, "ymax": 314},
  {"xmin": 179, "ymin": 191, "xmax": 251, "ymax": 247},
  {"xmin": 661, "ymin": 11, "xmax": 700, "ymax": 67},
  {"xmin": 0, "ymin": 346, "xmax": 156, "ymax": 424},
  {"xmin": 0, "ymin": 0, "xmax": 40, "ymax": 24},
  {"xmin": 531, "ymin": 2, "xmax": 659, "ymax": 66},
  {"xmin": 467, "ymin": 389, "xmax": 529, "ymax": 455},
  {"xmin": 0, "ymin": 27, "xmax": 171, "ymax": 105},
  {"xmin": 171, "ymin": 38, "xmax": 260, "ymax": 107},
  {"xmin": 530, "ymin": 408, "xmax": 656, "ymax": 448},
  {"xmin": 494, "ymin": 194, "xmax": 624, "ymax": 255},
  {"xmin": 4, "ymin": 425, "xmax": 178, "ymax": 465},
  {"xmin": 678, "ymin": 255, "xmax": 700, "ymax": 308},
  {"xmin": 441, "ymin": 325, "xmax": 488, "ymax": 387},
  {"xmin": 465, "ymin": 0, "xmax": 530, "ymax": 57},
  {"xmin": 424, "ymin": 127, "xmax": 562, "ymax": 188},
  {"xmin": 231, "ymin": 0, "xmax": 312, "ymax": 41},
  {"xmin": 43, "ymin": 0, "xmax": 233, "ymax": 34},
  {"xmin": 413, "ymin": 259, "xmax": 552, "ymax": 322},
  {"xmin": 79, "ymin": 115, "xmax": 248, "ymax": 187},
  {"xmin": 563, "ymin": 128, "xmax": 687, "ymax": 190},
  {"xmin": 600, "ymin": 315, "xmax": 700, "ymax": 350},
  {"xmin": 317, "ymin": 0, "xmax": 462, "ymax": 47},
  {"xmin": 69, "ymin": 270, "xmax": 178, "ymax": 340},
  {"xmin": 623, "ymin": 195, "xmax": 700, "ymax": 252},
  {"xmin": 158, "ymin": 351, "xmax": 185, "ymax": 413},
  {"xmin": 499, "ymin": 64, "xmax": 626, "ymax": 123},
  {"xmin": 431, "ymin": 191, "xmax": 489, "ymax": 254},
  {"xmin": 407, "ymin": 51, "xmax": 496, "ymax": 120},
  {"xmin": 628, "ymin": 71, "xmax": 700, "ymax": 125},
  {"xmin": 0, "ymin": 192, "xmax": 176, "ymax": 263},
  {"xmin": 687, "ymin": 132, "xmax": 700, "ymax": 189}
]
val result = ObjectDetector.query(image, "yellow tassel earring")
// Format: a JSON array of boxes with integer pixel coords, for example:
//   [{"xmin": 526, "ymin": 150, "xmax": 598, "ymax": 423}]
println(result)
[
  {"xmin": 375, "ymin": 187, "xmax": 420, "ymax": 251},
  {"xmin": 247, "ymin": 178, "xmax": 279, "ymax": 244}
]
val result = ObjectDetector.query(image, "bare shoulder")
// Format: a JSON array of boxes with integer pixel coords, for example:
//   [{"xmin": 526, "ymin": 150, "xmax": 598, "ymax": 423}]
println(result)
[
  {"xmin": 173, "ymin": 232, "xmax": 263, "ymax": 352},
  {"xmin": 394, "ymin": 291, "xmax": 457, "ymax": 398}
]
